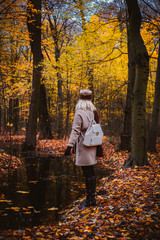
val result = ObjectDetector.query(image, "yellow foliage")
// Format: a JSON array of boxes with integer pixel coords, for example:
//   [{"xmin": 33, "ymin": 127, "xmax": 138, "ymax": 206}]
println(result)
[{"xmin": 0, "ymin": 1, "xmax": 159, "ymax": 132}]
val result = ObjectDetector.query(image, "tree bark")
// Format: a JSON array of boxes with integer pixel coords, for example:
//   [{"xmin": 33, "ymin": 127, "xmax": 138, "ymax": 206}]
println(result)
[
  {"xmin": 38, "ymin": 83, "xmax": 53, "ymax": 139},
  {"xmin": 123, "ymin": 0, "xmax": 150, "ymax": 168},
  {"xmin": 9, "ymin": 98, "xmax": 12, "ymax": 127},
  {"xmin": 57, "ymin": 71, "xmax": 63, "ymax": 138},
  {"xmin": 65, "ymin": 65, "xmax": 71, "ymax": 136},
  {"xmin": 0, "ymin": 35, "xmax": 2, "ymax": 134},
  {"xmin": 13, "ymin": 98, "xmax": 19, "ymax": 134},
  {"xmin": 23, "ymin": 0, "xmax": 42, "ymax": 151},
  {"xmin": 0, "ymin": 105, "xmax": 1, "ymax": 134},
  {"xmin": 120, "ymin": 29, "xmax": 135, "ymax": 151},
  {"xmin": 48, "ymin": 16, "xmax": 64, "ymax": 138},
  {"xmin": 149, "ymin": 35, "xmax": 160, "ymax": 152},
  {"xmin": 75, "ymin": 0, "xmax": 94, "ymax": 99},
  {"xmin": 8, "ymin": 98, "xmax": 19, "ymax": 134}
]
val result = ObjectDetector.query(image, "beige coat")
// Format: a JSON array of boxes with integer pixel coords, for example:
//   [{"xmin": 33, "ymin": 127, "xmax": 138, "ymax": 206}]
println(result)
[{"xmin": 68, "ymin": 109, "xmax": 97, "ymax": 166}]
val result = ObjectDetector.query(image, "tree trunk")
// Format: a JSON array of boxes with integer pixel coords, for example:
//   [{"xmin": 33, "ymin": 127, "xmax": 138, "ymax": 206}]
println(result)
[
  {"xmin": 0, "ymin": 104, "xmax": 1, "ymax": 134},
  {"xmin": 0, "ymin": 35, "xmax": 2, "ymax": 134},
  {"xmin": 48, "ymin": 16, "xmax": 64, "ymax": 138},
  {"xmin": 8, "ymin": 98, "xmax": 19, "ymax": 134},
  {"xmin": 77, "ymin": 0, "xmax": 94, "ymax": 98},
  {"xmin": 149, "ymin": 35, "xmax": 160, "ymax": 152},
  {"xmin": 119, "ymin": 29, "xmax": 135, "ymax": 151},
  {"xmin": 38, "ymin": 83, "xmax": 53, "ymax": 139},
  {"xmin": 65, "ymin": 66, "xmax": 71, "ymax": 136},
  {"xmin": 2, "ymin": 106, "xmax": 6, "ymax": 133},
  {"xmin": 23, "ymin": 0, "xmax": 42, "ymax": 151},
  {"xmin": 57, "ymin": 71, "xmax": 63, "ymax": 138},
  {"xmin": 9, "ymin": 98, "xmax": 12, "ymax": 126},
  {"xmin": 123, "ymin": 0, "xmax": 150, "ymax": 168},
  {"xmin": 88, "ymin": 68, "xmax": 94, "ymax": 102},
  {"xmin": 13, "ymin": 98, "xmax": 19, "ymax": 134}
]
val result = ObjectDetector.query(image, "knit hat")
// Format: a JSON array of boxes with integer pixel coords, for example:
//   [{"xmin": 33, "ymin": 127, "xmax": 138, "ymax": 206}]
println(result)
[{"xmin": 79, "ymin": 89, "xmax": 92, "ymax": 100}]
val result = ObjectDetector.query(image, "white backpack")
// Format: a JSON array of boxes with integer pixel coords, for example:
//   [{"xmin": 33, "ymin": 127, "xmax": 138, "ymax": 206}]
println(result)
[{"xmin": 82, "ymin": 115, "xmax": 103, "ymax": 147}]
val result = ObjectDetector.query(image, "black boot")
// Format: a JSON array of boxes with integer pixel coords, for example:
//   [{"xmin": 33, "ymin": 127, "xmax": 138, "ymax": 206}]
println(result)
[
  {"xmin": 89, "ymin": 176, "xmax": 96, "ymax": 206},
  {"xmin": 79, "ymin": 177, "xmax": 96, "ymax": 208},
  {"xmin": 79, "ymin": 177, "xmax": 91, "ymax": 208}
]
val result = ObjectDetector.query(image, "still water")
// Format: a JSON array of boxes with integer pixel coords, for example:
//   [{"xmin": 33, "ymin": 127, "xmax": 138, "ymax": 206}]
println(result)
[{"xmin": 0, "ymin": 155, "xmax": 111, "ymax": 230}]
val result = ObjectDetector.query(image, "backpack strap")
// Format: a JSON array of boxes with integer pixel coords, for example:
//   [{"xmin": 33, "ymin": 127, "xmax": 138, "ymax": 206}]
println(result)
[{"xmin": 80, "ymin": 111, "xmax": 95, "ymax": 139}]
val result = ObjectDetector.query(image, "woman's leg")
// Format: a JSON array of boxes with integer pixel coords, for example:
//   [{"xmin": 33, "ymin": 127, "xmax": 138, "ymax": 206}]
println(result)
[
  {"xmin": 81, "ymin": 165, "xmax": 96, "ymax": 207},
  {"xmin": 81, "ymin": 165, "xmax": 95, "ymax": 178}
]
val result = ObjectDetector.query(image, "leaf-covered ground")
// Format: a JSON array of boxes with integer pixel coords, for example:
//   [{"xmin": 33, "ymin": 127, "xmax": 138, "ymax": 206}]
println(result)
[{"xmin": 0, "ymin": 136, "xmax": 160, "ymax": 239}]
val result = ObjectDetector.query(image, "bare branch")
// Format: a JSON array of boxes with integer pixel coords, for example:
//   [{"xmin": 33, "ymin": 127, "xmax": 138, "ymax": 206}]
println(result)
[
  {"xmin": 142, "ymin": 0, "xmax": 160, "ymax": 15},
  {"xmin": 0, "ymin": 0, "xmax": 17, "ymax": 15}
]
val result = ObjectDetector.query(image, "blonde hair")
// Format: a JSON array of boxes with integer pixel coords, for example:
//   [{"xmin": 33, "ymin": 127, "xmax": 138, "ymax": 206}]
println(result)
[{"xmin": 75, "ymin": 100, "xmax": 96, "ymax": 111}]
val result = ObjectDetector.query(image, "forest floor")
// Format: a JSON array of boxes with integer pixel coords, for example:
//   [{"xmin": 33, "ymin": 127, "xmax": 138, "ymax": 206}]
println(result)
[{"xmin": 0, "ymin": 135, "xmax": 160, "ymax": 239}]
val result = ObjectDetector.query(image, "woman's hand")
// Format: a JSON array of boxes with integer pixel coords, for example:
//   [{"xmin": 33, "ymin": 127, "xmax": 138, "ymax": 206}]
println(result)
[
  {"xmin": 64, "ymin": 146, "xmax": 73, "ymax": 156},
  {"xmin": 96, "ymin": 145, "xmax": 103, "ymax": 157}
]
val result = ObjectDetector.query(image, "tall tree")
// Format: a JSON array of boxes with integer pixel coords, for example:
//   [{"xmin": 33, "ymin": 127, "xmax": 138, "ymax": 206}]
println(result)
[
  {"xmin": 45, "ymin": 0, "xmax": 74, "ymax": 138},
  {"xmin": 23, "ymin": 0, "xmax": 42, "ymax": 150},
  {"xmin": 140, "ymin": 0, "xmax": 160, "ymax": 152},
  {"xmin": 120, "ymin": 38, "xmax": 135, "ymax": 151},
  {"xmin": 73, "ymin": 0, "xmax": 95, "ymax": 97},
  {"xmin": 48, "ymin": 15, "xmax": 64, "ymax": 138},
  {"xmin": 9, "ymin": 34, "xmax": 20, "ymax": 134},
  {"xmin": 149, "ymin": 35, "xmax": 160, "ymax": 152},
  {"xmin": 120, "ymin": 0, "xmax": 160, "ymax": 151},
  {"xmin": 116, "ymin": 2, "xmax": 135, "ymax": 151},
  {"xmin": 123, "ymin": 0, "xmax": 150, "ymax": 168}
]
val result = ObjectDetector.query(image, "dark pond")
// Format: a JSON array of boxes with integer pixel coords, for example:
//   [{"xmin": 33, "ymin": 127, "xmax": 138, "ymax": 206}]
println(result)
[{"xmin": 0, "ymin": 154, "xmax": 112, "ymax": 230}]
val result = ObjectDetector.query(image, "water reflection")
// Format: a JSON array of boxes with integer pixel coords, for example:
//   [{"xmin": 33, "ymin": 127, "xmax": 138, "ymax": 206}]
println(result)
[{"xmin": 0, "ymin": 156, "xmax": 111, "ymax": 230}]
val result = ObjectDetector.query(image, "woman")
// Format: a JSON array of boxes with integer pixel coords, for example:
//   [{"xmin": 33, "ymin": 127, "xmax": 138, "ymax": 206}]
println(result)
[{"xmin": 64, "ymin": 89, "xmax": 103, "ymax": 207}]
